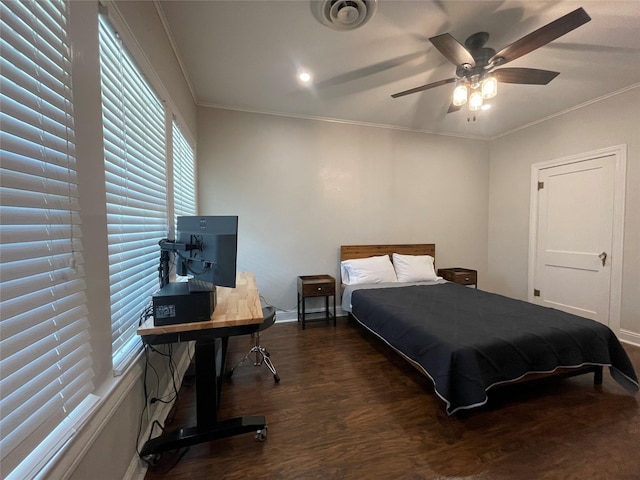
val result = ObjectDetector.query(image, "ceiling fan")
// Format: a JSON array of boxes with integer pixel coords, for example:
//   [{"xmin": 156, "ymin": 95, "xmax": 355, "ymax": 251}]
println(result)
[{"xmin": 391, "ymin": 7, "xmax": 591, "ymax": 114}]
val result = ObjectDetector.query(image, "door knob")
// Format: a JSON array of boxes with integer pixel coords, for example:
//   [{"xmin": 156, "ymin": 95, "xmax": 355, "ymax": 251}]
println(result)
[{"xmin": 598, "ymin": 251, "xmax": 607, "ymax": 267}]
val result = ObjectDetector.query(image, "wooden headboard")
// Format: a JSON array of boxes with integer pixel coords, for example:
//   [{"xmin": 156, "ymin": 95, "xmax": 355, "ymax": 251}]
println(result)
[{"xmin": 340, "ymin": 244, "xmax": 435, "ymax": 262}]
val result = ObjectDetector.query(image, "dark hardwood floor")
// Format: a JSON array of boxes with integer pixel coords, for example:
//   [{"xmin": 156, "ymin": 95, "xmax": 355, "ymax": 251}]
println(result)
[{"xmin": 145, "ymin": 317, "xmax": 640, "ymax": 479}]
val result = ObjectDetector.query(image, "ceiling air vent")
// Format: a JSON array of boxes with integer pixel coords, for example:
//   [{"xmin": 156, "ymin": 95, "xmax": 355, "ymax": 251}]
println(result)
[{"xmin": 311, "ymin": 0, "xmax": 378, "ymax": 31}]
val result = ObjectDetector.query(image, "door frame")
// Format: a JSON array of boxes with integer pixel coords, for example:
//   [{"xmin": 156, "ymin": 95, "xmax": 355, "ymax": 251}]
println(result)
[{"xmin": 527, "ymin": 144, "xmax": 626, "ymax": 336}]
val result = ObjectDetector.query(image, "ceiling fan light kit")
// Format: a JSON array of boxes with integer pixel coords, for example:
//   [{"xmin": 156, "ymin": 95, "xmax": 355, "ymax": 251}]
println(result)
[
  {"xmin": 452, "ymin": 84, "xmax": 468, "ymax": 106},
  {"xmin": 390, "ymin": 7, "xmax": 591, "ymax": 119},
  {"xmin": 469, "ymin": 90, "xmax": 484, "ymax": 111},
  {"xmin": 452, "ymin": 74, "xmax": 498, "ymax": 110},
  {"xmin": 481, "ymin": 76, "xmax": 498, "ymax": 99}
]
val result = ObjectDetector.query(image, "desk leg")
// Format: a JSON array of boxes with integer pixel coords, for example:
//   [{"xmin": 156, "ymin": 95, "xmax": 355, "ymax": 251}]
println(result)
[
  {"xmin": 196, "ymin": 338, "xmax": 220, "ymax": 428},
  {"xmin": 302, "ymin": 296, "xmax": 306, "ymax": 329},
  {"xmin": 140, "ymin": 338, "xmax": 266, "ymax": 457},
  {"xmin": 333, "ymin": 294, "xmax": 336, "ymax": 326}
]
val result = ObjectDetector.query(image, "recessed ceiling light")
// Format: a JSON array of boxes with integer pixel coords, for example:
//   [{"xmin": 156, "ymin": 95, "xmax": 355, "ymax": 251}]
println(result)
[{"xmin": 298, "ymin": 72, "xmax": 312, "ymax": 83}]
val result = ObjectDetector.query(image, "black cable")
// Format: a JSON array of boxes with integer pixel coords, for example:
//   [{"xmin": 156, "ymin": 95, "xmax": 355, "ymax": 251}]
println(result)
[
  {"xmin": 138, "ymin": 303, "xmax": 153, "ymax": 327},
  {"xmin": 148, "ymin": 446, "xmax": 190, "ymax": 475},
  {"xmin": 145, "ymin": 344, "xmax": 180, "ymax": 408},
  {"xmin": 174, "ymin": 249, "xmax": 212, "ymax": 276},
  {"xmin": 136, "ymin": 342, "xmax": 183, "ymax": 464},
  {"xmin": 259, "ymin": 293, "xmax": 296, "ymax": 313},
  {"xmin": 136, "ymin": 345, "xmax": 152, "ymax": 463},
  {"xmin": 166, "ymin": 344, "xmax": 181, "ymax": 404},
  {"xmin": 146, "ymin": 354, "xmax": 163, "ymax": 405}
]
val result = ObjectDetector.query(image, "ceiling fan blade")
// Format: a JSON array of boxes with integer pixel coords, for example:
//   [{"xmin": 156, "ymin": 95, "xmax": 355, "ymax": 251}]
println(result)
[
  {"xmin": 429, "ymin": 33, "xmax": 476, "ymax": 69},
  {"xmin": 490, "ymin": 7, "xmax": 591, "ymax": 66},
  {"xmin": 493, "ymin": 68, "xmax": 560, "ymax": 85},
  {"xmin": 391, "ymin": 77, "xmax": 456, "ymax": 99}
]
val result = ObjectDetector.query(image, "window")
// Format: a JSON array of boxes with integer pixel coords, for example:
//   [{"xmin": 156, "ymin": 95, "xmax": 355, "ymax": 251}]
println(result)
[
  {"xmin": 172, "ymin": 120, "xmax": 197, "ymax": 224},
  {"xmin": 0, "ymin": 0, "xmax": 95, "ymax": 477},
  {"xmin": 98, "ymin": 15, "xmax": 168, "ymax": 372}
]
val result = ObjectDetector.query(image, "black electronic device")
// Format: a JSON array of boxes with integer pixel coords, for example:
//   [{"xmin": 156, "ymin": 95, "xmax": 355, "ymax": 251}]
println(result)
[
  {"xmin": 153, "ymin": 216, "xmax": 238, "ymax": 326},
  {"xmin": 176, "ymin": 215, "xmax": 238, "ymax": 289},
  {"xmin": 152, "ymin": 282, "xmax": 215, "ymax": 326}
]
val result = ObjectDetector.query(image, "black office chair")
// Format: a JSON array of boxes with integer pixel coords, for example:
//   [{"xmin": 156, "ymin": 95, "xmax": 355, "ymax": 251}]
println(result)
[{"xmin": 227, "ymin": 306, "xmax": 280, "ymax": 383}]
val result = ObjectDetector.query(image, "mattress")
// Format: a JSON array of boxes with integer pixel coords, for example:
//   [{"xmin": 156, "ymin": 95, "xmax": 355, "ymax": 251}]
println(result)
[{"xmin": 350, "ymin": 282, "xmax": 639, "ymax": 414}]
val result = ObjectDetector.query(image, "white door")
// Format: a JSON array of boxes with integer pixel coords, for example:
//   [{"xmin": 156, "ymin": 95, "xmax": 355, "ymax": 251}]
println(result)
[{"xmin": 533, "ymin": 155, "xmax": 615, "ymax": 324}]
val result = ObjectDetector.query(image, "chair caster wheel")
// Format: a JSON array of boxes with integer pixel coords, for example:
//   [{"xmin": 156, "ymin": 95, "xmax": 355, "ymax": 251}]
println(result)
[
  {"xmin": 255, "ymin": 426, "xmax": 268, "ymax": 442},
  {"xmin": 143, "ymin": 453, "xmax": 162, "ymax": 466}
]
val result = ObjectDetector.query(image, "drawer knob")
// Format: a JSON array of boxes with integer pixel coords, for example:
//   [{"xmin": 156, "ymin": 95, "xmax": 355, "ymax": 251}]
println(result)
[{"xmin": 317, "ymin": 287, "xmax": 322, "ymax": 291}]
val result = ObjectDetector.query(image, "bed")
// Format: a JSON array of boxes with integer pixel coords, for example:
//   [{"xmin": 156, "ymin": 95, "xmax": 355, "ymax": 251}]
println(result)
[{"xmin": 340, "ymin": 244, "xmax": 639, "ymax": 415}]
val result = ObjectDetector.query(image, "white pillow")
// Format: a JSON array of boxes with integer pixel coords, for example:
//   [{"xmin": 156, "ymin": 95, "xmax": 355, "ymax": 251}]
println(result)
[
  {"xmin": 392, "ymin": 253, "xmax": 437, "ymax": 282},
  {"xmin": 340, "ymin": 255, "xmax": 398, "ymax": 285}
]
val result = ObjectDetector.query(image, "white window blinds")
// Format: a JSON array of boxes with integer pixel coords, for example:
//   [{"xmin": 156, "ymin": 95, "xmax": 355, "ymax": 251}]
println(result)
[
  {"xmin": 0, "ymin": 0, "xmax": 95, "ymax": 476},
  {"xmin": 98, "ymin": 15, "xmax": 168, "ymax": 371},
  {"xmin": 172, "ymin": 120, "xmax": 197, "ymax": 223}
]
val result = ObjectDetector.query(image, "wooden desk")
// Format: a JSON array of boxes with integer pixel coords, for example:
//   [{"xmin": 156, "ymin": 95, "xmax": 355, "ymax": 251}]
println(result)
[
  {"xmin": 138, "ymin": 271, "xmax": 264, "ymax": 336},
  {"xmin": 138, "ymin": 272, "xmax": 268, "ymax": 458}
]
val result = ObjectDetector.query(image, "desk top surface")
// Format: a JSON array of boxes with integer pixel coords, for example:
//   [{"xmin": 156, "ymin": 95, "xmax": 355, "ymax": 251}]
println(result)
[{"xmin": 137, "ymin": 271, "xmax": 264, "ymax": 336}]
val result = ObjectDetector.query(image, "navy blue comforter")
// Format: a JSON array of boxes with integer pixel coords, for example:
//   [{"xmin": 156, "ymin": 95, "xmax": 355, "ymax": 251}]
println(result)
[{"xmin": 351, "ymin": 283, "xmax": 638, "ymax": 414}]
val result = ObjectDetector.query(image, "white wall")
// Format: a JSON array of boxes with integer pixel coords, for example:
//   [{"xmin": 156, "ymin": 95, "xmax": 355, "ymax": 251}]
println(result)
[
  {"xmin": 56, "ymin": 2, "xmax": 197, "ymax": 479},
  {"xmin": 487, "ymin": 86, "xmax": 640, "ymax": 342},
  {"xmin": 108, "ymin": 1, "xmax": 197, "ymax": 139},
  {"xmin": 197, "ymin": 108, "xmax": 490, "ymax": 316}
]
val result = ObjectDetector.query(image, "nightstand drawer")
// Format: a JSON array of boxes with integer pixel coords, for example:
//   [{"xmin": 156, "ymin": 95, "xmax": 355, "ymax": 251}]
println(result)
[
  {"xmin": 298, "ymin": 274, "xmax": 336, "ymax": 297},
  {"xmin": 438, "ymin": 268, "xmax": 477, "ymax": 287},
  {"xmin": 302, "ymin": 281, "xmax": 335, "ymax": 297}
]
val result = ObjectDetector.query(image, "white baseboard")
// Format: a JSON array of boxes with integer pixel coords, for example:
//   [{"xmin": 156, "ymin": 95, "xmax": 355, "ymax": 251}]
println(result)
[
  {"xmin": 274, "ymin": 307, "xmax": 346, "ymax": 322},
  {"xmin": 620, "ymin": 329, "xmax": 640, "ymax": 348}
]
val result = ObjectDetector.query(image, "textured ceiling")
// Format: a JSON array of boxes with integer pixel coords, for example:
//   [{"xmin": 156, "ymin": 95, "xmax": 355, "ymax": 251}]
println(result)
[{"xmin": 158, "ymin": 0, "xmax": 640, "ymax": 139}]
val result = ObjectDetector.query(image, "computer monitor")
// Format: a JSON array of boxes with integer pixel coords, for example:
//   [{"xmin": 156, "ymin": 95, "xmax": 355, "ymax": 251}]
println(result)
[{"xmin": 175, "ymin": 215, "xmax": 238, "ymax": 288}]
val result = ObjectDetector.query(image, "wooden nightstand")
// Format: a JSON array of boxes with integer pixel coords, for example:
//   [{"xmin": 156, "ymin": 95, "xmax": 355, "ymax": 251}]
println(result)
[
  {"xmin": 297, "ymin": 275, "xmax": 336, "ymax": 329},
  {"xmin": 438, "ymin": 268, "xmax": 478, "ymax": 288}
]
